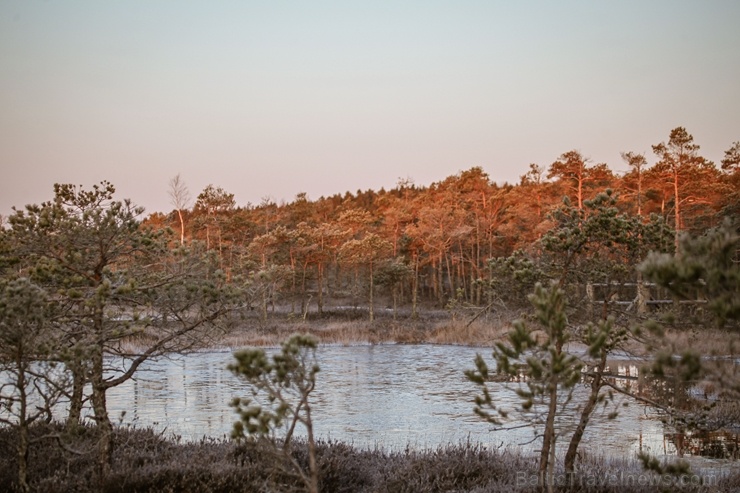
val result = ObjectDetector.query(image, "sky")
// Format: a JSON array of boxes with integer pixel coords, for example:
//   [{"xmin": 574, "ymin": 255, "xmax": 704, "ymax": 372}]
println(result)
[{"xmin": 1, "ymin": 0, "xmax": 739, "ymax": 218}]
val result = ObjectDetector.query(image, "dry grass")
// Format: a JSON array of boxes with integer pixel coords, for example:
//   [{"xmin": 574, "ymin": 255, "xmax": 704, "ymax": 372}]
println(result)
[
  {"xmin": 216, "ymin": 316, "xmax": 514, "ymax": 349},
  {"xmin": 660, "ymin": 327, "xmax": 740, "ymax": 357},
  {"xmin": 427, "ymin": 318, "xmax": 510, "ymax": 346}
]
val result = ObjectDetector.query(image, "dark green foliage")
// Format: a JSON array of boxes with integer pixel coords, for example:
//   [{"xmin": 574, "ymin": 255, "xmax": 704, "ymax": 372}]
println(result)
[
  {"xmin": 0, "ymin": 277, "xmax": 71, "ymax": 493},
  {"xmin": 373, "ymin": 257, "xmax": 413, "ymax": 289},
  {"xmin": 640, "ymin": 219, "xmax": 740, "ymax": 328},
  {"xmin": 0, "ymin": 277, "xmax": 48, "ymax": 352},
  {"xmin": 486, "ymin": 250, "xmax": 546, "ymax": 308},
  {"xmin": 632, "ymin": 219, "xmax": 740, "ymax": 476},
  {"xmin": 637, "ymin": 452, "xmax": 692, "ymax": 478},
  {"xmin": 2, "ymin": 181, "xmax": 246, "ymax": 482},
  {"xmin": 374, "ymin": 257, "xmax": 413, "ymax": 318},
  {"xmin": 540, "ymin": 191, "xmax": 674, "ymax": 288}
]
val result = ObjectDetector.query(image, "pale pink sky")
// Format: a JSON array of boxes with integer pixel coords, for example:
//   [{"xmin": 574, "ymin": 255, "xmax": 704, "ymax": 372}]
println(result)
[{"xmin": 1, "ymin": 1, "xmax": 739, "ymax": 217}]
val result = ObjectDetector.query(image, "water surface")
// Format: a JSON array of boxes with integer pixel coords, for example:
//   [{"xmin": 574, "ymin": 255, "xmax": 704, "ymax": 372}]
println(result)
[{"xmin": 103, "ymin": 344, "xmax": 683, "ymax": 460}]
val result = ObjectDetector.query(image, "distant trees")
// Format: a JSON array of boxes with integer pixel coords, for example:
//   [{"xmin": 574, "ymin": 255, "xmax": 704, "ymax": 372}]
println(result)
[
  {"xmin": 548, "ymin": 150, "xmax": 589, "ymax": 211},
  {"xmin": 520, "ymin": 163, "xmax": 551, "ymax": 223},
  {"xmin": 339, "ymin": 233, "xmax": 392, "ymax": 321},
  {"xmin": 405, "ymin": 202, "xmax": 466, "ymax": 305},
  {"xmin": 300, "ymin": 222, "xmax": 347, "ymax": 315},
  {"xmin": 501, "ymin": 164, "xmax": 557, "ymax": 247},
  {"xmin": 132, "ymin": 127, "xmax": 737, "ymax": 319},
  {"xmin": 374, "ymin": 257, "xmax": 413, "ymax": 320}
]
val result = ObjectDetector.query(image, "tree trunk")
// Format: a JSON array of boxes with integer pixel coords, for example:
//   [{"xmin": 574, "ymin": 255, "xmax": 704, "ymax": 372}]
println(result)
[
  {"xmin": 91, "ymin": 345, "xmax": 113, "ymax": 481},
  {"xmin": 673, "ymin": 168, "xmax": 681, "ymax": 254},
  {"xmin": 301, "ymin": 266, "xmax": 308, "ymax": 315},
  {"xmin": 16, "ymin": 357, "xmax": 30, "ymax": 493},
  {"xmin": 317, "ymin": 263, "xmax": 324, "ymax": 316},
  {"xmin": 290, "ymin": 254, "xmax": 297, "ymax": 315},
  {"xmin": 260, "ymin": 289, "xmax": 268, "ymax": 324},
  {"xmin": 539, "ymin": 373, "xmax": 558, "ymax": 490},
  {"xmin": 217, "ymin": 227, "xmax": 223, "ymax": 269},
  {"xmin": 445, "ymin": 253, "xmax": 454, "ymax": 299},
  {"xmin": 177, "ymin": 209, "xmax": 185, "ymax": 245},
  {"xmin": 411, "ymin": 255, "xmax": 419, "ymax": 319},
  {"xmin": 392, "ymin": 284, "xmax": 398, "ymax": 321},
  {"xmin": 436, "ymin": 255, "xmax": 444, "ymax": 305},
  {"xmin": 304, "ymin": 401, "xmax": 319, "ymax": 493},
  {"xmin": 368, "ymin": 262, "xmax": 374, "ymax": 322},
  {"xmin": 65, "ymin": 360, "xmax": 85, "ymax": 431},
  {"xmin": 565, "ymin": 352, "xmax": 606, "ymax": 481},
  {"xmin": 18, "ymin": 416, "xmax": 29, "ymax": 493}
]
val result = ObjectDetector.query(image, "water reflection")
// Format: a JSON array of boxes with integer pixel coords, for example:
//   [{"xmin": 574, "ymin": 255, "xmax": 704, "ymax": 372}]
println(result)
[{"xmin": 100, "ymin": 344, "xmax": 734, "ymax": 461}]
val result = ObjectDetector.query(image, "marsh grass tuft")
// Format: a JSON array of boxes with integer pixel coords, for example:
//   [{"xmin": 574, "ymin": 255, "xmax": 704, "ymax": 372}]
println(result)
[{"xmin": 428, "ymin": 319, "xmax": 510, "ymax": 345}]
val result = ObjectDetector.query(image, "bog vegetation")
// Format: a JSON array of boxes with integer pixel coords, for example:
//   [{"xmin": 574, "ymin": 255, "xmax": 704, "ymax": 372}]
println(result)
[{"xmin": 1, "ymin": 126, "xmax": 739, "ymax": 491}]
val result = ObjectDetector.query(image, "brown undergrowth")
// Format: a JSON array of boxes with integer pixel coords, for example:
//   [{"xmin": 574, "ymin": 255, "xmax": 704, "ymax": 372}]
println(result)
[{"xmin": 1, "ymin": 423, "xmax": 737, "ymax": 493}]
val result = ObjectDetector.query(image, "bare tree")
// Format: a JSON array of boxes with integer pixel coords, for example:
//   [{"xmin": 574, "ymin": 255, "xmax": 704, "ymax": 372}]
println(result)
[{"xmin": 169, "ymin": 174, "xmax": 191, "ymax": 245}]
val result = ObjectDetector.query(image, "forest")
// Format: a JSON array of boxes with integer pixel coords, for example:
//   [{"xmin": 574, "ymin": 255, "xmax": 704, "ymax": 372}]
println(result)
[
  {"xmin": 144, "ymin": 126, "xmax": 739, "ymax": 319},
  {"xmin": 1, "ymin": 126, "xmax": 739, "ymax": 492}
]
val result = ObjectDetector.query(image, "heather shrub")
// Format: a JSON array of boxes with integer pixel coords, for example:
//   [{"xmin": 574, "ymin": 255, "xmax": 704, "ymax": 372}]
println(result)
[{"xmin": 1, "ymin": 423, "xmax": 738, "ymax": 492}]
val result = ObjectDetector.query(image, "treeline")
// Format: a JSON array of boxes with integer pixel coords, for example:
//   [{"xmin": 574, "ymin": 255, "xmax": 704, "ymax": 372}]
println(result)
[{"xmin": 144, "ymin": 127, "xmax": 739, "ymax": 316}]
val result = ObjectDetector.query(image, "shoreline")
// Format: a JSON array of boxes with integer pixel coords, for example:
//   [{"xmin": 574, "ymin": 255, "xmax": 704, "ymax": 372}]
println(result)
[{"xmin": 119, "ymin": 307, "xmax": 739, "ymax": 359}]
